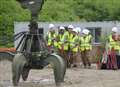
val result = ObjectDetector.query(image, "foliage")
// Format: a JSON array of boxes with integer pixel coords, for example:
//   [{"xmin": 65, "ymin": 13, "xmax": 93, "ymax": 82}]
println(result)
[
  {"xmin": 1, "ymin": 0, "xmax": 120, "ymax": 47},
  {"xmin": 74, "ymin": 0, "xmax": 120, "ymax": 21},
  {"xmin": 0, "ymin": 0, "xmax": 30, "ymax": 47}
]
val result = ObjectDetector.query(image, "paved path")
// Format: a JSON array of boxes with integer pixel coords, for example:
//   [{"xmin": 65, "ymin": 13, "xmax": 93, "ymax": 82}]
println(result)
[{"xmin": 0, "ymin": 60, "xmax": 120, "ymax": 87}]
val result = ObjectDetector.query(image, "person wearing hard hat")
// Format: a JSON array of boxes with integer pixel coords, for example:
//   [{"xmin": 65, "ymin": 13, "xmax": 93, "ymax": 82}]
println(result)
[
  {"xmin": 70, "ymin": 28, "xmax": 80, "ymax": 67},
  {"xmin": 46, "ymin": 24, "xmax": 57, "ymax": 53},
  {"xmin": 66, "ymin": 25, "xmax": 74, "ymax": 67},
  {"xmin": 107, "ymin": 27, "xmax": 120, "ymax": 69},
  {"xmin": 108, "ymin": 27, "xmax": 119, "ymax": 51},
  {"xmin": 57, "ymin": 26, "xmax": 70, "ymax": 66},
  {"xmin": 57, "ymin": 26, "xmax": 65, "ymax": 56},
  {"xmin": 80, "ymin": 29, "xmax": 92, "ymax": 68},
  {"xmin": 75, "ymin": 27, "xmax": 82, "ymax": 66},
  {"xmin": 68, "ymin": 25, "xmax": 74, "ymax": 41}
]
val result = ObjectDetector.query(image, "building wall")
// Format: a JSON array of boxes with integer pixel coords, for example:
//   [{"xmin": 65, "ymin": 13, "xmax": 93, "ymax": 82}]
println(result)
[{"xmin": 14, "ymin": 21, "xmax": 120, "ymax": 47}]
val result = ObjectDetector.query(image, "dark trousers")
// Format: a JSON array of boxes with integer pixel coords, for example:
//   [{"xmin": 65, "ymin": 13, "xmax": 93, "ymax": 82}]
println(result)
[
  {"xmin": 81, "ymin": 50, "xmax": 91, "ymax": 67},
  {"xmin": 70, "ymin": 52, "xmax": 78, "ymax": 66},
  {"xmin": 116, "ymin": 55, "xmax": 120, "ymax": 69},
  {"xmin": 64, "ymin": 50, "xmax": 71, "ymax": 67}
]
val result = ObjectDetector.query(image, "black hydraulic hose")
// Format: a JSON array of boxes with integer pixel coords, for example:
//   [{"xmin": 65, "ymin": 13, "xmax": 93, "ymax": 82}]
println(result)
[
  {"xmin": 14, "ymin": 31, "xmax": 28, "ymax": 41},
  {"xmin": 14, "ymin": 33, "xmax": 24, "ymax": 41},
  {"xmin": 14, "ymin": 31, "xmax": 27, "ymax": 38}
]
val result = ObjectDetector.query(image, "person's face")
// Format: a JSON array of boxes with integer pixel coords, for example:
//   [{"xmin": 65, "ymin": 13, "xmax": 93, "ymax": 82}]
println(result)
[
  {"xmin": 77, "ymin": 32, "xmax": 79, "ymax": 35},
  {"xmin": 83, "ymin": 34, "xmax": 87, "ymax": 37},
  {"xmin": 68, "ymin": 28, "xmax": 72, "ymax": 32},
  {"xmin": 112, "ymin": 32, "xmax": 117, "ymax": 35},
  {"xmin": 59, "ymin": 29, "xmax": 64, "ymax": 34},
  {"xmin": 50, "ymin": 28, "xmax": 54, "ymax": 31},
  {"xmin": 73, "ymin": 31, "xmax": 76, "ymax": 35}
]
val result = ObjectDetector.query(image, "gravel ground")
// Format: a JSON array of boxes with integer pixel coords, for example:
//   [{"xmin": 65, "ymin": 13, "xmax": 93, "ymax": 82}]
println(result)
[{"xmin": 0, "ymin": 60, "xmax": 120, "ymax": 87}]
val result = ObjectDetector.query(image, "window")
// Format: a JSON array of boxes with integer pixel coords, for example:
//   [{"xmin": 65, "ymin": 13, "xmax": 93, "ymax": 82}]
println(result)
[
  {"xmin": 86, "ymin": 27, "xmax": 101, "ymax": 43},
  {"xmin": 38, "ymin": 28, "xmax": 44, "ymax": 35}
]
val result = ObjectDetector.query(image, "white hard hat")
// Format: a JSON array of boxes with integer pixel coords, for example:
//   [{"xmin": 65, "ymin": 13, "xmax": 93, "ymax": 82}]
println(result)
[
  {"xmin": 59, "ymin": 26, "xmax": 65, "ymax": 30},
  {"xmin": 112, "ymin": 27, "xmax": 118, "ymax": 32},
  {"xmin": 49, "ymin": 24, "xmax": 55, "ymax": 29},
  {"xmin": 87, "ymin": 29, "xmax": 90, "ymax": 33},
  {"xmin": 68, "ymin": 25, "xmax": 74, "ymax": 29},
  {"xmin": 75, "ymin": 27, "xmax": 81, "ymax": 33},
  {"xmin": 82, "ymin": 29, "xmax": 89, "ymax": 35},
  {"xmin": 72, "ymin": 28, "xmax": 77, "ymax": 33}
]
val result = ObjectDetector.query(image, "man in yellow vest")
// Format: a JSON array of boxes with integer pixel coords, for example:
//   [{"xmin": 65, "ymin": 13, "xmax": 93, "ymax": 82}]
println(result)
[
  {"xmin": 108, "ymin": 27, "xmax": 120, "ymax": 52},
  {"xmin": 75, "ymin": 27, "xmax": 82, "ymax": 66},
  {"xmin": 46, "ymin": 24, "xmax": 57, "ymax": 53},
  {"xmin": 67, "ymin": 25, "xmax": 74, "ymax": 67},
  {"xmin": 70, "ymin": 28, "xmax": 80, "ymax": 67},
  {"xmin": 80, "ymin": 29, "xmax": 92, "ymax": 68},
  {"xmin": 57, "ymin": 26, "xmax": 66, "ymax": 56},
  {"xmin": 107, "ymin": 27, "xmax": 120, "ymax": 68},
  {"xmin": 68, "ymin": 25, "xmax": 74, "ymax": 43},
  {"xmin": 57, "ymin": 26, "xmax": 70, "ymax": 67}
]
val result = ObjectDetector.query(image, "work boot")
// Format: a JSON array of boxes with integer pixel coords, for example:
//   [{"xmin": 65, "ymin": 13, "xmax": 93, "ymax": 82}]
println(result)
[
  {"xmin": 87, "ymin": 63, "xmax": 91, "ymax": 69},
  {"xmin": 73, "ymin": 64, "xmax": 77, "ymax": 68}
]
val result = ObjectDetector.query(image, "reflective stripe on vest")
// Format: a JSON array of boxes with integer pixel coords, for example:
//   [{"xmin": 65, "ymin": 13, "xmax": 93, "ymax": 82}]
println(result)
[
  {"xmin": 58, "ymin": 34, "xmax": 64, "ymax": 49},
  {"xmin": 58, "ymin": 31, "xmax": 69, "ymax": 50},
  {"xmin": 80, "ymin": 35, "xmax": 92, "ymax": 51},
  {"xmin": 47, "ymin": 32, "xmax": 56, "ymax": 46},
  {"xmin": 70, "ymin": 35, "xmax": 79, "ymax": 52},
  {"xmin": 63, "ymin": 31, "xmax": 69, "ymax": 50},
  {"xmin": 108, "ymin": 35, "xmax": 120, "ymax": 50}
]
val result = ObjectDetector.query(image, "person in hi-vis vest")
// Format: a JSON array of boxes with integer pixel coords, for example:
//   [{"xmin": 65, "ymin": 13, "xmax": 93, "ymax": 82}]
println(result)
[
  {"xmin": 108, "ymin": 27, "xmax": 120, "ymax": 52},
  {"xmin": 107, "ymin": 27, "xmax": 120, "ymax": 68},
  {"xmin": 46, "ymin": 24, "xmax": 57, "ymax": 53},
  {"xmin": 70, "ymin": 28, "xmax": 80, "ymax": 67},
  {"xmin": 80, "ymin": 29, "xmax": 92, "ymax": 68}
]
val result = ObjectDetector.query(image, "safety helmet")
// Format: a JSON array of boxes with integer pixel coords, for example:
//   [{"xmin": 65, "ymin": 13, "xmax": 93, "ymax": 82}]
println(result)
[
  {"xmin": 87, "ymin": 29, "xmax": 90, "ymax": 34},
  {"xmin": 72, "ymin": 28, "xmax": 77, "ymax": 33},
  {"xmin": 75, "ymin": 27, "xmax": 81, "ymax": 33},
  {"xmin": 59, "ymin": 26, "xmax": 65, "ymax": 30},
  {"xmin": 49, "ymin": 24, "xmax": 55, "ymax": 29},
  {"xmin": 112, "ymin": 27, "xmax": 118, "ymax": 33},
  {"xmin": 82, "ymin": 29, "xmax": 89, "ymax": 35},
  {"xmin": 68, "ymin": 25, "xmax": 74, "ymax": 29}
]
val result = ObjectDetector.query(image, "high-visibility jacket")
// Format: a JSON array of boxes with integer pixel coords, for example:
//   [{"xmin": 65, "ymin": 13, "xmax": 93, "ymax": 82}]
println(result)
[
  {"xmin": 63, "ymin": 31, "xmax": 69, "ymax": 50},
  {"xmin": 58, "ymin": 31, "xmax": 69, "ymax": 50},
  {"xmin": 70, "ymin": 35, "xmax": 79, "ymax": 52},
  {"xmin": 80, "ymin": 34, "xmax": 92, "ymax": 51},
  {"xmin": 69, "ymin": 32, "xmax": 73, "ymax": 49},
  {"xmin": 69, "ymin": 33, "xmax": 73, "ymax": 41},
  {"xmin": 57, "ymin": 34, "xmax": 64, "ymax": 49},
  {"xmin": 47, "ymin": 32, "xmax": 57, "ymax": 47},
  {"xmin": 108, "ymin": 35, "xmax": 120, "ymax": 51}
]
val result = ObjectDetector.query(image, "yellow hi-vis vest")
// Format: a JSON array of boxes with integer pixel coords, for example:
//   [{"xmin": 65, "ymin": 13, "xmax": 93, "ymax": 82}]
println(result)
[
  {"xmin": 108, "ymin": 35, "xmax": 120, "ymax": 51},
  {"xmin": 58, "ymin": 31, "xmax": 69, "ymax": 50},
  {"xmin": 70, "ymin": 35, "xmax": 79, "ymax": 52},
  {"xmin": 80, "ymin": 35, "xmax": 92, "ymax": 51},
  {"xmin": 57, "ymin": 34, "xmax": 64, "ymax": 49},
  {"xmin": 69, "ymin": 33, "xmax": 73, "ymax": 49},
  {"xmin": 47, "ymin": 32, "xmax": 57, "ymax": 47},
  {"xmin": 63, "ymin": 31, "xmax": 69, "ymax": 50}
]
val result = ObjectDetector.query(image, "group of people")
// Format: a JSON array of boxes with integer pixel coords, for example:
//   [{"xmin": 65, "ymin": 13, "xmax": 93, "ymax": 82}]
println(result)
[{"xmin": 46, "ymin": 24, "xmax": 92, "ymax": 68}]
